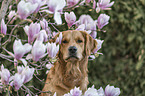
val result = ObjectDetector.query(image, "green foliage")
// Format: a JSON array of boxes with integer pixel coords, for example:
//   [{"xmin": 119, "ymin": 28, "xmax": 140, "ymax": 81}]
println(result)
[{"xmin": 86, "ymin": 0, "xmax": 145, "ymax": 95}]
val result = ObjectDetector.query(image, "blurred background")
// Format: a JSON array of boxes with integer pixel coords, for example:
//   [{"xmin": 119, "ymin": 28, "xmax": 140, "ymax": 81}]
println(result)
[
  {"xmin": 85, "ymin": 0, "xmax": 145, "ymax": 96},
  {"xmin": 0, "ymin": 0, "xmax": 145, "ymax": 96}
]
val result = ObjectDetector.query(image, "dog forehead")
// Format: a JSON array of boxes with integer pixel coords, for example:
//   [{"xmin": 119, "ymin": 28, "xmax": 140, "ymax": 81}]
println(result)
[{"xmin": 62, "ymin": 30, "xmax": 84, "ymax": 39}]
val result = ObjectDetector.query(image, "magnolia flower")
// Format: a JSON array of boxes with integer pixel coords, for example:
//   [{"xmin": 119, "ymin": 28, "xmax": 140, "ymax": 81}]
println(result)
[
  {"xmin": 55, "ymin": 32, "xmax": 62, "ymax": 44},
  {"xmin": 76, "ymin": 24, "xmax": 85, "ymax": 31},
  {"xmin": 21, "ymin": 66, "xmax": 35, "ymax": 83},
  {"xmin": 17, "ymin": 0, "xmax": 38, "ymax": 19},
  {"xmin": 47, "ymin": 42, "xmax": 59, "ymax": 58},
  {"xmin": 65, "ymin": 12, "xmax": 76, "ymax": 27},
  {"xmin": 11, "ymin": 73, "xmax": 25, "ymax": 90},
  {"xmin": 26, "ymin": 0, "xmax": 46, "ymax": 13},
  {"xmin": 13, "ymin": 39, "xmax": 32, "ymax": 60},
  {"xmin": 46, "ymin": 64, "xmax": 54, "ymax": 69},
  {"xmin": 1, "ymin": 19, "xmax": 7, "ymax": 35},
  {"xmin": 40, "ymin": 18, "xmax": 48, "ymax": 30},
  {"xmin": 77, "ymin": 15, "xmax": 95, "ymax": 25},
  {"xmin": 24, "ymin": 22, "xmax": 40, "ymax": 44},
  {"xmin": 90, "ymin": 31, "xmax": 97, "ymax": 39},
  {"xmin": 97, "ymin": 14, "xmax": 110, "ymax": 29},
  {"xmin": 66, "ymin": 0, "xmax": 80, "ymax": 7},
  {"xmin": 93, "ymin": 39, "xmax": 104, "ymax": 54},
  {"xmin": 64, "ymin": 87, "xmax": 82, "ymax": 96},
  {"xmin": 105, "ymin": 85, "xmax": 120, "ymax": 96},
  {"xmin": 0, "ymin": 65, "xmax": 10, "ymax": 85},
  {"xmin": 97, "ymin": 87, "xmax": 105, "ymax": 96},
  {"xmin": 76, "ymin": 15, "xmax": 97, "ymax": 37},
  {"xmin": 31, "ymin": 40, "xmax": 46, "ymax": 62},
  {"xmin": 36, "ymin": 30, "xmax": 48, "ymax": 42},
  {"xmin": 8, "ymin": 10, "xmax": 17, "ymax": 20},
  {"xmin": 96, "ymin": 0, "xmax": 114, "ymax": 13},
  {"xmin": 86, "ymin": 0, "xmax": 91, "ymax": 3},
  {"xmin": 84, "ymin": 85, "xmax": 99, "ymax": 96},
  {"xmin": 47, "ymin": 0, "xmax": 66, "ymax": 24},
  {"xmin": 17, "ymin": 66, "xmax": 24, "ymax": 74}
]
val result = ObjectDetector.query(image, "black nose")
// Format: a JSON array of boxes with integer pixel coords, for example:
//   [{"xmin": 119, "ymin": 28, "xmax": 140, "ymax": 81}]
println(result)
[{"xmin": 68, "ymin": 46, "xmax": 77, "ymax": 54}]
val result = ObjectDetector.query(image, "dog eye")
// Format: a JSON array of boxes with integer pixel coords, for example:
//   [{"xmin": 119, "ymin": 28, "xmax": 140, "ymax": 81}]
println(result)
[
  {"xmin": 77, "ymin": 40, "xmax": 83, "ymax": 43},
  {"xmin": 62, "ymin": 40, "xmax": 68, "ymax": 43}
]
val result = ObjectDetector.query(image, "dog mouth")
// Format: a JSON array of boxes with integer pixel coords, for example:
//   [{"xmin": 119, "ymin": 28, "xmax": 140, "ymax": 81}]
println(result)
[{"xmin": 65, "ymin": 55, "xmax": 79, "ymax": 60}]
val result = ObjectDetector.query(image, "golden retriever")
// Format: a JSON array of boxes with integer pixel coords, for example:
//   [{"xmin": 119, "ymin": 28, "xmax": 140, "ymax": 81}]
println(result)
[{"xmin": 40, "ymin": 30, "xmax": 98, "ymax": 96}]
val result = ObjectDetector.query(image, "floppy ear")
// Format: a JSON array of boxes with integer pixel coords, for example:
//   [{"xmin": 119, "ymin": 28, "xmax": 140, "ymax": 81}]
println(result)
[{"xmin": 81, "ymin": 31, "xmax": 98, "ymax": 56}]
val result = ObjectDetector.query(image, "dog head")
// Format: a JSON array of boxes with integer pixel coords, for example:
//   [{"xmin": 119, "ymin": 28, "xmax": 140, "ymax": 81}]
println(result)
[{"xmin": 51, "ymin": 30, "xmax": 98, "ymax": 62}]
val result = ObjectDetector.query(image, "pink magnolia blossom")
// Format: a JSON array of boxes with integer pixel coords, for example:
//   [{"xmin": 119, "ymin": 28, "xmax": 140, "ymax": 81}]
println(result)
[
  {"xmin": 65, "ymin": 12, "xmax": 76, "ymax": 27},
  {"xmin": 64, "ymin": 87, "xmax": 82, "ymax": 96},
  {"xmin": 31, "ymin": 40, "xmax": 46, "ymax": 62},
  {"xmin": 96, "ymin": 0, "xmax": 114, "ymax": 13},
  {"xmin": 36, "ymin": 30, "xmax": 48, "ymax": 42},
  {"xmin": 40, "ymin": 18, "xmax": 48, "ymax": 30},
  {"xmin": 55, "ymin": 32, "xmax": 62, "ymax": 44},
  {"xmin": 84, "ymin": 85, "xmax": 99, "ymax": 96},
  {"xmin": 0, "ymin": 65, "xmax": 10, "ymax": 85},
  {"xmin": 105, "ymin": 85, "xmax": 120, "ymax": 96},
  {"xmin": 1, "ymin": 19, "xmax": 7, "ymax": 35},
  {"xmin": 47, "ymin": 0, "xmax": 66, "ymax": 25},
  {"xmin": 93, "ymin": 39, "xmax": 104, "ymax": 54},
  {"xmin": 13, "ymin": 39, "xmax": 32, "ymax": 60},
  {"xmin": 97, "ymin": 14, "xmax": 110, "ymax": 29},
  {"xmin": 66, "ymin": 0, "xmax": 80, "ymax": 7},
  {"xmin": 11, "ymin": 73, "xmax": 25, "ymax": 90},
  {"xmin": 26, "ymin": 0, "xmax": 46, "ymax": 13},
  {"xmin": 76, "ymin": 15, "xmax": 94, "ymax": 25},
  {"xmin": 47, "ymin": 42, "xmax": 59, "ymax": 58},
  {"xmin": 17, "ymin": 0, "xmax": 38, "ymax": 19},
  {"xmin": 8, "ymin": 10, "xmax": 17, "ymax": 20},
  {"xmin": 24, "ymin": 22, "xmax": 40, "ymax": 44},
  {"xmin": 21, "ymin": 66, "xmax": 35, "ymax": 83},
  {"xmin": 76, "ymin": 15, "xmax": 97, "ymax": 38}
]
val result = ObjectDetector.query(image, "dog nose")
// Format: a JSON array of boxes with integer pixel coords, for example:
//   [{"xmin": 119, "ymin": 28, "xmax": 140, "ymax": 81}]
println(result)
[{"xmin": 68, "ymin": 46, "xmax": 77, "ymax": 54}]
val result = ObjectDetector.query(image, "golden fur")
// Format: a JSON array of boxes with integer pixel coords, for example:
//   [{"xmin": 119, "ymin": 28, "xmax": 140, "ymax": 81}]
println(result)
[{"xmin": 40, "ymin": 30, "xmax": 98, "ymax": 96}]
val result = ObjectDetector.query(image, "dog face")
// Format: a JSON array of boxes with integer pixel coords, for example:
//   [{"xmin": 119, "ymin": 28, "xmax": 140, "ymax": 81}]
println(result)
[
  {"xmin": 51, "ymin": 30, "xmax": 98, "ymax": 61},
  {"xmin": 60, "ymin": 31, "xmax": 85, "ymax": 61}
]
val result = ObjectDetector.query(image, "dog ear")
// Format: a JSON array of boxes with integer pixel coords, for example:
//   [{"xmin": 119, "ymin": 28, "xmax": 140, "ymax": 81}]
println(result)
[{"xmin": 81, "ymin": 31, "xmax": 98, "ymax": 56}]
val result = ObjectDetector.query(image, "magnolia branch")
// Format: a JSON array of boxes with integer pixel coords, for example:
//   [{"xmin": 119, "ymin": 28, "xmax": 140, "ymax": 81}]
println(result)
[{"xmin": 0, "ymin": 0, "xmax": 12, "ymax": 26}]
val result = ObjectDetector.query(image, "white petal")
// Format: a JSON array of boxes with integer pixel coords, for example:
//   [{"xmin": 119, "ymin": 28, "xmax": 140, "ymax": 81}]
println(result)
[{"xmin": 54, "ymin": 12, "xmax": 62, "ymax": 25}]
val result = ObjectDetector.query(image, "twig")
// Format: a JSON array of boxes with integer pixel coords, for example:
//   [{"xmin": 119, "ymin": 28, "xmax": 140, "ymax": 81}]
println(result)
[
  {"xmin": 2, "ymin": 25, "xmax": 18, "ymax": 46},
  {"xmin": 0, "ymin": 0, "xmax": 12, "ymax": 26}
]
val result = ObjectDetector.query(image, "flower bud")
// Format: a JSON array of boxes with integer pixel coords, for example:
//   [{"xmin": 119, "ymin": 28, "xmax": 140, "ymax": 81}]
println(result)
[{"xmin": 1, "ymin": 19, "xmax": 7, "ymax": 35}]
